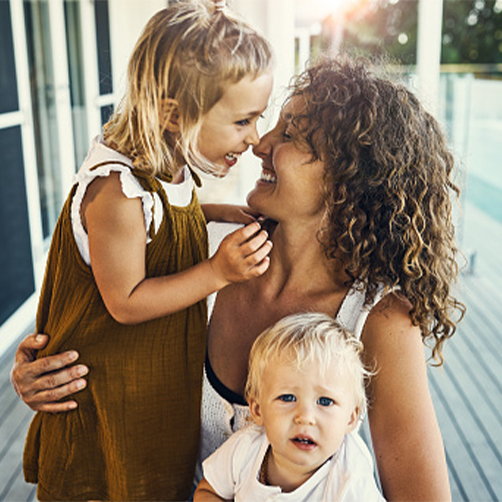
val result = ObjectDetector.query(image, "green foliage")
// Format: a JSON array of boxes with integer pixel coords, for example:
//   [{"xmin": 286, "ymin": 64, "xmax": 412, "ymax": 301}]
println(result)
[
  {"xmin": 328, "ymin": 0, "xmax": 502, "ymax": 66},
  {"xmin": 342, "ymin": 0, "xmax": 418, "ymax": 65},
  {"xmin": 442, "ymin": 0, "xmax": 502, "ymax": 64}
]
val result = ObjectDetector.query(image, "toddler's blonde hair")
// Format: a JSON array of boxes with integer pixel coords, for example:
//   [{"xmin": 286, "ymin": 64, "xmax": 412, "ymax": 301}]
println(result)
[{"xmin": 245, "ymin": 312, "xmax": 370, "ymax": 418}]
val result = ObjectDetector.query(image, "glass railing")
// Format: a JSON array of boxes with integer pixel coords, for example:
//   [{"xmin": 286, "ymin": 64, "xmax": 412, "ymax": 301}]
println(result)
[{"xmin": 438, "ymin": 66, "xmax": 502, "ymax": 270}]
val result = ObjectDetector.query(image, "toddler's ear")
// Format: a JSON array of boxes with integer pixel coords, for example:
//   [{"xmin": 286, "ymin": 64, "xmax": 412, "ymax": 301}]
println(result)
[
  {"xmin": 248, "ymin": 398, "xmax": 264, "ymax": 426},
  {"xmin": 345, "ymin": 407, "xmax": 360, "ymax": 434},
  {"xmin": 160, "ymin": 98, "xmax": 180, "ymax": 133}
]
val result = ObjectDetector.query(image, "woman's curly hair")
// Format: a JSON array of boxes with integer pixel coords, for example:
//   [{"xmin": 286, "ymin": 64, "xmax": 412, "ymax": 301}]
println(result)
[{"xmin": 288, "ymin": 56, "xmax": 465, "ymax": 364}]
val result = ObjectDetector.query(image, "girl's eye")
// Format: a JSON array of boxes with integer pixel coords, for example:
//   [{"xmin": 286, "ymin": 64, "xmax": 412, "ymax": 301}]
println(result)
[
  {"xmin": 278, "ymin": 394, "xmax": 296, "ymax": 402},
  {"xmin": 236, "ymin": 119, "xmax": 250, "ymax": 126},
  {"xmin": 317, "ymin": 397, "xmax": 334, "ymax": 407}
]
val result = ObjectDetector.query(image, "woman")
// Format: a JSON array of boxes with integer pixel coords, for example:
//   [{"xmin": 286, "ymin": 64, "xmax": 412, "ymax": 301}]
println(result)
[{"xmin": 12, "ymin": 57, "xmax": 463, "ymax": 500}]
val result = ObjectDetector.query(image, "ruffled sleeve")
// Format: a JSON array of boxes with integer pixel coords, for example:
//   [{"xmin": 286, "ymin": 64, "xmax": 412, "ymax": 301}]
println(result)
[{"xmin": 71, "ymin": 163, "xmax": 163, "ymax": 266}]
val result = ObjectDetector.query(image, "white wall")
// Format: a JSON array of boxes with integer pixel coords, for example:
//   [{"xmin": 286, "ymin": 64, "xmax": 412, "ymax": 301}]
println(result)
[{"xmin": 108, "ymin": 0, "xmax": 167, "ymax": 102}]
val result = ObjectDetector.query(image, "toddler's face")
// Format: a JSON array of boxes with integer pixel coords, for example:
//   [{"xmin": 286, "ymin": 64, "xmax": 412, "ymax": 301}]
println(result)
[
  {"xmin": 249, "ymin": 358, "xmax": 359, "ymax": 479},
  {"xmin": 197, "ymin": 72, "xmax": 273, "ymax": 177}
]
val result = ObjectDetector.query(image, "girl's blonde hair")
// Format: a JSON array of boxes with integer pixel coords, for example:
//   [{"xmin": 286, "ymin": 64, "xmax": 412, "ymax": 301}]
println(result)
[
  {"xmin": 245, "ymin": 312, "xmax": 370, "ymax": 418},
  {"xmin": 104, "ymin": 0, "xmax": 273, "ymax": 177}
]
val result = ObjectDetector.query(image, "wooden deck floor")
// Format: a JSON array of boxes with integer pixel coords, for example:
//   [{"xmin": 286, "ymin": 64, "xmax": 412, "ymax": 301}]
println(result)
[{"xmin": 0, "ymin": 202, "xmax": 501, "ymax": 501}]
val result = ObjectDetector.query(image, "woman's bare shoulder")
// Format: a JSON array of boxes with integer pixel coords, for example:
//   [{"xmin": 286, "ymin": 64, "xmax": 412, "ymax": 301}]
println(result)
[{"xmin": 361, "ymin": 291, "xmax": 424, "ymax": 370}]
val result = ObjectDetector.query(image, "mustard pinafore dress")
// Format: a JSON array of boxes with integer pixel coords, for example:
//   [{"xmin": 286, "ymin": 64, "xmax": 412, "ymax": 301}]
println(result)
[{"xmin": 24, "ymin": 162, "xmax": 208, "ymax": 501}]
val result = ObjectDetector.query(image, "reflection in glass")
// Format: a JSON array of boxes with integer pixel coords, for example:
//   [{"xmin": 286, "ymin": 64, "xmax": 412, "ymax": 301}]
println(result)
[
  {"xmin": 95, "ymin": 0, "xmax": 113, "ymax": 96},
  {"xmin": 101, "ymin": 103, "xmax": 114, "ymax": 127},
  {"xmin": 24, "ymin": 0, "xmax": 63, "ymax": 238},
  {"xmin": 440, "ymin": 71, "xmax": 502, "ymax": 254},
  {"xmin": 0, "ymin": 126, "xmax": 35, "ymax": 325},
  {"xmin": 64, "ymin": 0, "xmax": 89, "ymax": 169},
  {"xmin": 0, "ymin": 1, "xmax": 19, "ymax": 114}
]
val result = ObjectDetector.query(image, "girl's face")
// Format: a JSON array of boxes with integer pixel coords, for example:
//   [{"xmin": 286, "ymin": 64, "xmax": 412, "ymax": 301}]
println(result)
[
  {"xmin": 197, "ymin": 72, "xmax": 273, "ymax": 177},
  {"xmin": 246, "ymin": 96, "xmax": 326, "ymax": 223}
]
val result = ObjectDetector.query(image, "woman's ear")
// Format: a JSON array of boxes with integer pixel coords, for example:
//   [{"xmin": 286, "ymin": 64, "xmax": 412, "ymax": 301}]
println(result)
[
  {"xmin": 160, "ymin": 98, "xmax": 180, "ymax": 133},
  {"xmin": 248, "ymin": 397, "xmax": 264, "ymax": 426}
]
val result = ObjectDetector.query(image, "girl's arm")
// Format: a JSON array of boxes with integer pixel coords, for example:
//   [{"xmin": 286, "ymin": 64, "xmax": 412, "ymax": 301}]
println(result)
[
  {"xmin": 201, "ymin": 203, "xmax": 259, "ymax": 225},
  {"xmin": 193, "ymin": 478, "xmax": 229, "ymax": 501},
  {"xmin": 362, "ymin": 294, "xmax": 450, "ymax": 502},
  {"xmin": 84, "ymin": 173, "xmax": 272, "ymax": 324}
]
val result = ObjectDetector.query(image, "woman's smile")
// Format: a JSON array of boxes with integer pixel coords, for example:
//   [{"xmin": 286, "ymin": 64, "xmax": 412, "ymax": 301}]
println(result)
[{"xmin": 259, "ymin": 168, "xmax": 277, "ymax": 184}]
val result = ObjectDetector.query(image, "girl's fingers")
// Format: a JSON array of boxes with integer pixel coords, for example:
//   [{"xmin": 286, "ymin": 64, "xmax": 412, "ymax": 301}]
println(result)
[
  {"xmin": 251, "ymin": 256, "xmax": 271, "ymax": 277},
  {"xmin": 235, "ymin": 221, "xmax": 262, "ymax": 241},
  {"xmin": 246, "ymin": 239, "xmax": 273, "ymax": 265},
  {"xmin": 240, "ymin": 230, "xmax": 269, "ymax": 256},
  {"xmin": 237, "ymin": 211, "xmax": 258, "ymax": 225}
]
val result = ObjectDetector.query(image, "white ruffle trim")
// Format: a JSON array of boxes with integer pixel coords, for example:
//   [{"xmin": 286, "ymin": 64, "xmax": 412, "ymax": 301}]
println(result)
[{"xmin": 71, "ymin": 164, "xmax": 161, "ymax": 266}]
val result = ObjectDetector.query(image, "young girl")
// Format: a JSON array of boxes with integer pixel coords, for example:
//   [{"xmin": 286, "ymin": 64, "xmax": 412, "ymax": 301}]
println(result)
[
  {"xmin": 195, "ymin": 312, "xmax": 384, "ymax": 501},
  {"xmin": 23, "ymin": 1, "xmax": 273, "ymax": 500}
]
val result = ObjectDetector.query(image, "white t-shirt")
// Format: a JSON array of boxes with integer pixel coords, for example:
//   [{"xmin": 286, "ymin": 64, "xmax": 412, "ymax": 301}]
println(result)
[{"xmin": 202, "ymin": 424, "xmax": 385, "ymax": 501}]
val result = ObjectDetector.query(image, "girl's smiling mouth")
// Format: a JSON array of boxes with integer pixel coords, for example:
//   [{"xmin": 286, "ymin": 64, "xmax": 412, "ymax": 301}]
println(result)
[{"xmin": 224, "ymin": 152, "xmax": 240, "ymax": 167}]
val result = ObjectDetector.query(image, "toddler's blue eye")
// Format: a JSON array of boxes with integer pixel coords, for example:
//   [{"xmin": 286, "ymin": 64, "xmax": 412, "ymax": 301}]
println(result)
[
  {"xmin": 236, "ymin": 119, "xmax": 250, "ymax": 126},
  {"xmin": 278, "ymin": 394, "xmax": 296, "ymax": 402},
  {"xmin": 318, "ymin": 397, "xmax": 334, "ymax": 407}
]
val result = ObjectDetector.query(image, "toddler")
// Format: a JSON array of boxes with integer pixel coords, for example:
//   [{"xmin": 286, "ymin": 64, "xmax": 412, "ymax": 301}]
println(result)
[{"xmin": 195, "ymin": 312, "xmax": 385, "ymax": 501}]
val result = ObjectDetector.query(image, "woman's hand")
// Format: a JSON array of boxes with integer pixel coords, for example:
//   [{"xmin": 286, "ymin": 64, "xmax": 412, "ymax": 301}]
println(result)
[{"xmin": 10, "ymin": 334, "xmax": 89, "ymax": 413}]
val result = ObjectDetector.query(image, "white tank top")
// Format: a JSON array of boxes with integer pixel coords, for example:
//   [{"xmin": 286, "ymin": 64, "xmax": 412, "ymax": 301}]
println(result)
[{"xmin": 196, "ymin": 223, "xmax": 392, "ymax": 483}]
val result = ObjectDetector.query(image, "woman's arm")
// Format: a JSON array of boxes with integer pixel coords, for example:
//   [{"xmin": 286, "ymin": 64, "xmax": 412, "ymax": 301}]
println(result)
[
  {"xmin": 193, "ymin": 478, "xmax": 229, "ymax": 501},
  {"xmin": 362, "ymin": 294, "xmax": 450, "ymax": 502},
  {"xmin": 10, "ymin": 334, "xmax": 88, "ymax": 412},
  {"xmin": 84, "ymin": 173, "xmax": 272, "ymax": 324}
]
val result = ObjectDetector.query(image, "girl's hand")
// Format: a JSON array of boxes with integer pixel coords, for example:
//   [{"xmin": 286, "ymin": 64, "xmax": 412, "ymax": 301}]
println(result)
[
  {"xmin": 202, "ymin": 203, "xmax": 261, "ymax": 225},
  {"xmin": 209, "ymin": 221, "xmax": 272, "ymax": 287},
  {"xmin": 10, "ymin": 334, "xmax": 89, "ymax": 413}
]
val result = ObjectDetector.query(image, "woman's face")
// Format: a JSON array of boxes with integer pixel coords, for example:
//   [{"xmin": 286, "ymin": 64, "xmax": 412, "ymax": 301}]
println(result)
[{"xmin": 247, "ymin": 96, "xmax": 326, "ymax": 224}]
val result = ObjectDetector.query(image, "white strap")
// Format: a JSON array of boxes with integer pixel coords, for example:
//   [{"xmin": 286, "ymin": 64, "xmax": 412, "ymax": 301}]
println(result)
[{"xmin": 336, "ymin": 283, "xmax": 394, "ymax": 340}]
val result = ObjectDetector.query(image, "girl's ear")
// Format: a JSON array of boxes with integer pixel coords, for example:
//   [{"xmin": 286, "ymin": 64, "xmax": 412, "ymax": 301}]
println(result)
[
  {"xmin": 160, "ymin": 98, "xmax": 180, "ymax": 133},
  {"xmin": 345, "ymin": 407, "xmax": 360, "ymax": 434},
  {"xmin": 248, "ymin": 397, "xmax": 264, "ymax": 426}
]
